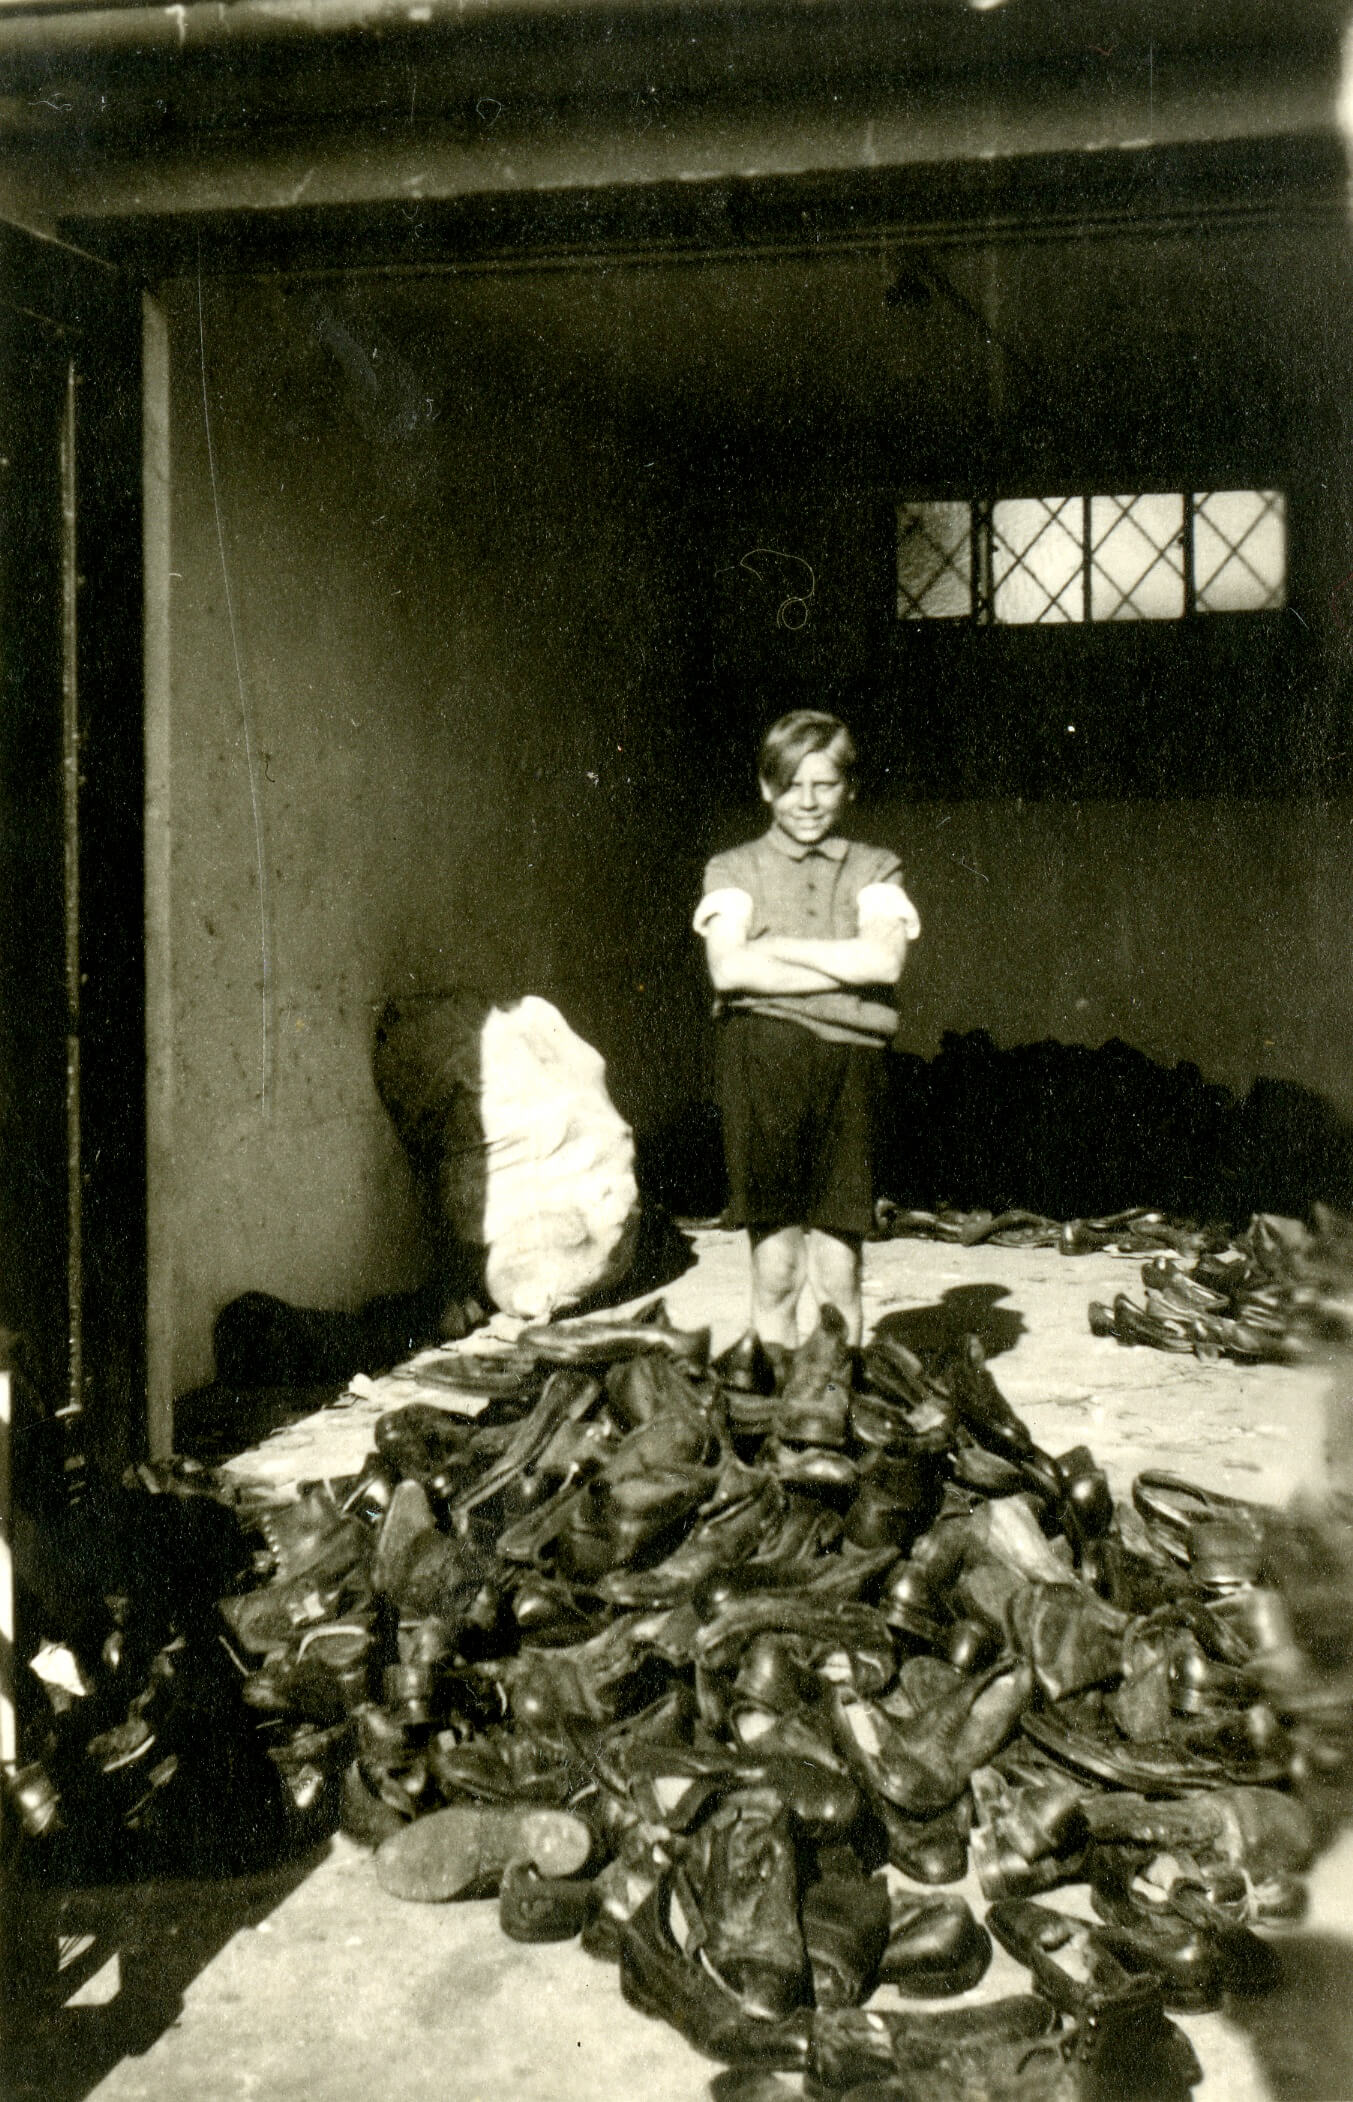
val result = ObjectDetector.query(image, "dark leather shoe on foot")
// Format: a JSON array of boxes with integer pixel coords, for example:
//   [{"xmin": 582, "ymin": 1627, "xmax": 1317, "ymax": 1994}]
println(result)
[
  {"xmin": 714, "ymin": 1331, "xmax": 781, "ymax": 1398},
  {"xmin": 774, "ymin": 1307, "xmax": 853, "ymax": 1449}
]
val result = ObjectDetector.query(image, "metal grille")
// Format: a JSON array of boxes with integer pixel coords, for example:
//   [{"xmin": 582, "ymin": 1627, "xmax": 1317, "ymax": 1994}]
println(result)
[
  {"xmin": 895, "ymin": 501, "xmax": 971, "ymax": 619},
  {"xmin": 1193, "ymin": 490, "xmax": 1286, "ymax": 613},
  {"xmin": 991, "ymin": 497, "xmax": 1082, "ymax": 624},
  {"xmin": 1089, "ymin": 494, "xmax": 1185, "ymax": 621}
]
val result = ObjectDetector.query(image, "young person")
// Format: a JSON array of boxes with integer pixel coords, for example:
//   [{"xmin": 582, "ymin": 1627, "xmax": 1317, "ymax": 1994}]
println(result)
[{"xmin": 693, "ymin": 711, "xmax": 919, "ymax": 1350}]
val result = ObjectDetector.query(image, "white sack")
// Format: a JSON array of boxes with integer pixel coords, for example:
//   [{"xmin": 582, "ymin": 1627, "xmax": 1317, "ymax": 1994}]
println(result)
[{"xmin": 373, "ymin": 991, "xmax": 640, "ymax": 1321}]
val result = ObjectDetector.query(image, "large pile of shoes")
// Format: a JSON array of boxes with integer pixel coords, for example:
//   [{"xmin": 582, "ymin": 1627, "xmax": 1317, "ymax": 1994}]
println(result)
[
  {"xmin": 1089, "ymin": 1207, "xmax": 1353, "ymax": 1364},
  {"xmin": 10, "ymin": 1309, "xmax": 1353, "ymax": 2100}
]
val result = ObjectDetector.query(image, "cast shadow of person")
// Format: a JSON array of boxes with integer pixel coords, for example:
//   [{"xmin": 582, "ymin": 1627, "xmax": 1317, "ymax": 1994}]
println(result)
[{"xmin": 871, "ymin": 1282, "xmax": 1026, "ymax": 1362}]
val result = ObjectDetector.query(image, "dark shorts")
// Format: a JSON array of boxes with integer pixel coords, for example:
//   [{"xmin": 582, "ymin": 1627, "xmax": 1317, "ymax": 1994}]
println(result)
[{"xmin": 717, "ymin": 1012, "xmax": 884, "ymax": 1239}]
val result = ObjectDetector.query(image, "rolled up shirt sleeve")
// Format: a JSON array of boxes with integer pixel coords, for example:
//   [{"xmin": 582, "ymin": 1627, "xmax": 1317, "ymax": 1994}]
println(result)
[
  {"xmin": 858, "ymin": 880, "xmax": 921, "ymax": 942},
  {"xmin": 693, "ymin": 886, "xmax": 755, "ymax": 940}
]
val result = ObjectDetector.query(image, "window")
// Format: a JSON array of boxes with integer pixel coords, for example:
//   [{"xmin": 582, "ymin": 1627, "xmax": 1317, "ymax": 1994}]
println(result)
[{"xmin": 895, "ymin": 490, "xmax": 1285, "ymax": 623}]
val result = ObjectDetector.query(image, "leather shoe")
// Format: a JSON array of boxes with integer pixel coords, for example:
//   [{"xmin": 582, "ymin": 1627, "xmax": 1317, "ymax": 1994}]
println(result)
[
  {"xmin": 519, "ymin": 1316, "xmax": 711, "ymax": 1375},
  {"xmin": 1131, "ymin": 1470, "xmax": 1272, "ymax": 1569},
  {"xmin": 1007, "ymin": 1582, "xmax": 1130, "ymax": 1703},
  {"xmin": 878, "ymin": 1800, "xmax": 969, "ymax": 1884},
  {"xmin": 374, "ymin": 1402, "xmax": 478, "ymax": 1503},
  {"xmin": 604, "ymin": 1349, "xmax": 710, "ymax": 1434},
  {"xmin": 879, "ymin": 1564, "xmax": 950, "ymax": 1648},
  {"xmin": 499, "ymin": 1857, "xmax": 599, "ymax": 1942},
  {"xmin": 986, "ymin": 1898, "xmax": 1203, "ymax": 2093},
  {"xmin": 618, "ymin": 1885, "xmax": 811, "ymax": 2067},
  {"xmin": 845, "ymin": 1454, "xmax": 943, "ymax": 1552},
  {"xmin": 680, "ymin": 1786, "xmax": 806, "ymax": 2019},
  {"xmin": 809, "ymin": 1997, "xmax": 1056, "ymax": 2094},
  {"xmin": 509, "ymin": 1573, "xmax": 610, "ymax": 1645},
  {"xmin": 1103, "ymin": 1845, "xmax": 1306, "ymax": 1930},
  {"xmin": 802, "ymin": 1868, "xmax": 890, "ymax": 2006},
  {"xmin": 761, "ymin": 1440, "xmax": 859, "ymax": 1497},
  {"xmin": 774, "ymin": 1307, "xmax": 853, "ymax": 1449},
  {"xmin": 1080, "ymin": 1785, "xmax": 1315, "ymax": 1880},
  {"xmin": 829, "ymin": 1659, "xmax": 1033, "ymax": 1815},
  {"xmin": 339, "ymin": 1756, "xmax": 414, "ymax": 1847},
  {"xmin": 943, "ymin": 1335, "xmax": 1038, "ymax": 1463},
  {"xmin": 713, "ymin": 1331, "xmax": 781, "ymax": 1398},
  {"xmin": 644, "ymin": 1479, "xmax": 778, "ymax": 1592},
  {"xmin": 878, "ymin": 1892, "xmax": 991, "ymax": 1996},
  {"xmin": 582, "ymin": 1854, "xmax": 661, "ymax": 1962},
  {"xmin": 1023, "ymin": 1690, "xmax": 1290, "ymax": 1791},
  {"xmin": 1087, "ymin": 1844, "xmax": 1278, "ymax": 2007},
  {"xmin": 970, "ymin": 1768, "xmax": 1088, "ymax": 1900},
  {"xmin": 858, "ymin": 1335, "xmax": 954, "ymax": 1436}
]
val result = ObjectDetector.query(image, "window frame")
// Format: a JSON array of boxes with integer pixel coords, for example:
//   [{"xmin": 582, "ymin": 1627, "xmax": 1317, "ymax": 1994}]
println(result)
[{"xmin": 893, "ymin": 488, "xmax": 1286, "ymax": 626}]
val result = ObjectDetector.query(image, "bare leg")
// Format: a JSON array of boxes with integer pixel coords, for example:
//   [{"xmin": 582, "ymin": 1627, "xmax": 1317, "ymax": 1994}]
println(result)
[
  {"xmin": 807, "ymin": 1229, "xmax": 864, "ymax": 1346},
  {"xmin": 749, "ymin": 1225, "xmax": 808, "ymax": 1348}
]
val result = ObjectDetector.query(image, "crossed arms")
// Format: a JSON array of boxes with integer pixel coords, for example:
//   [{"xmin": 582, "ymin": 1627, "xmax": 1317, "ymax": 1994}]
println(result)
[{"xmin": 697, "ymin": 885, "xmax": 917, "ymax": 997}]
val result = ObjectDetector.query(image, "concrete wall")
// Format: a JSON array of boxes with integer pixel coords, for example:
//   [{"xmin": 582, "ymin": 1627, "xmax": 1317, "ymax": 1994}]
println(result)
[
  {"xmin": 860, "ymin": 798, "xmax": 1353, "ymax": 1112},
  {"xmin": 160, "ymin": 278, "xmax": 705, "ymax": 1394}
]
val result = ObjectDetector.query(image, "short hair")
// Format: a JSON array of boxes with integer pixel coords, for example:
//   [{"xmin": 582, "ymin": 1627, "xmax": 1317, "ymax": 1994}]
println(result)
[{"xmin": 758, "ymin": 710, "xmax": 857, "ymax": 794}]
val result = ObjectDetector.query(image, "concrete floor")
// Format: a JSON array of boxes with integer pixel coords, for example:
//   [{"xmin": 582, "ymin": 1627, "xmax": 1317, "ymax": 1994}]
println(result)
[{"xmin": 22, "ymin": 1231, "xmax": 1353, "ymax": 2102}]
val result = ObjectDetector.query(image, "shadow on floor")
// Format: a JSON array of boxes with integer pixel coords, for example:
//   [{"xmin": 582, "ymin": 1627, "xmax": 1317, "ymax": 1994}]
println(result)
[
  {"xmin": 569, "ymin": 1207, "xmax": 698, "ymax": 1317},
  {"xmin": 1220, "ymin": 1932, "xmax": 1353, "ymax": 2100},
  {"xmin": 872, "ymin": 1282, "xmax": 1026, "ymax": 1361},
  {"xmin": 174, "ymin": 1379, "xmax": 348, "ymax": 1464},
  {"xmin": 7, "ymin": 1843, "xmax": 328, "ymax": 2102}
]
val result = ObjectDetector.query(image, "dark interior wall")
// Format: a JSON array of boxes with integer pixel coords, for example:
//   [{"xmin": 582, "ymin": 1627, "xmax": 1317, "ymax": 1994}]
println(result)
[
  {"xmin": 692, "ymin": 497, "xmax": 1353, "ymax": 1122},
  {"xmin": 161, "ymin": 276, "xmax": 707, "ymax": 1393},
  {"xmin": 687, "ymin": 220, "xmax": 1353, "ymax": 1131}
]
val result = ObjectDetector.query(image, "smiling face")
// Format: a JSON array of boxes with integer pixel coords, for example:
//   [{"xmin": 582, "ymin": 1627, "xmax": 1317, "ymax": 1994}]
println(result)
[{"xmin": 760, "ymin": 741, "xmax": 852, "ymax": 848}]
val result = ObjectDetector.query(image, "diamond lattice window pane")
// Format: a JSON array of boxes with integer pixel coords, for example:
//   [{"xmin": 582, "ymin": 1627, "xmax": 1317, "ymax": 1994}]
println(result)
[
  {"xmin": 1193, "ymin": 491, "xmax": 1286, "ymax": 613},
  {"xmin": 896, "ymin": 502, "xmax": 972, "ymax": 619},
  {"xmin": 1089, "ymin": 494, "xmax": 1185, "ymax": 621},
  {"xmin": 992, "ymin": 498, "xmax": 1083, "ymax": 624}
]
